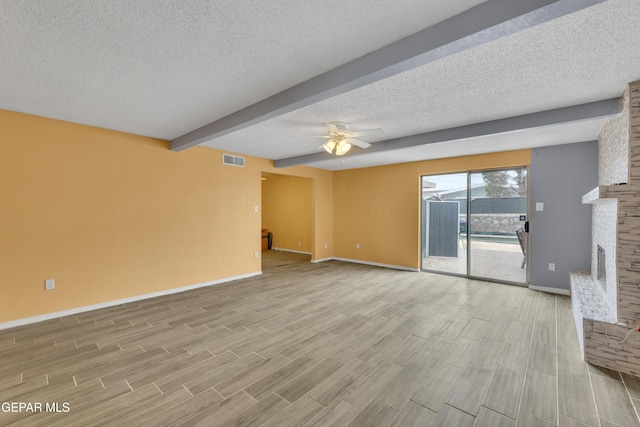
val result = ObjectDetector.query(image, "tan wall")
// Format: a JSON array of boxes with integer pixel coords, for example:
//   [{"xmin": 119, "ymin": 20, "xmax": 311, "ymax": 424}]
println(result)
[
  {"xmin": 259, "ymin": 164, "xmax": 333, "ymax": 261},
  {"xmin": 0, "ymin": 108, "xmax": 525, "ymax": 323},
  {"xmin": 0, "ymin": 110, "xmax": 332, "ymax": 323},
  {"xmin": 332, "ymin": 150, "xmax": 532, "ymax": 269},
  {"xmin": 261, "ymin": 175, "xmax": 313, "ymax": 253}
]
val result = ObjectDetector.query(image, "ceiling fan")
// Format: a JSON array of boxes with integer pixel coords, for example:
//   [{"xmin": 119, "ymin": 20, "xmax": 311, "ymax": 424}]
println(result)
[{"xmin": 299, "ymin": 122, "xmax": 383, "ymax": 156}]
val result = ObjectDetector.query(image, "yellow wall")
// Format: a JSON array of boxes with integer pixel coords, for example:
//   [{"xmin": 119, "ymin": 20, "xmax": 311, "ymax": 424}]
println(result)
[
  {"xmin": 0, "ymin": 110, "xmax": 332, "ymax": 323},
  {"xmin": 332, "ymin": 150, "xmax": 531, "ymax": 269},
  {"xmin": 261, "ymin": 175, "xmax": 313, "ymax": 253},
  {"xmin": 1, "ymin": 108, "xmax": 526, "ymax": 324},
  {"xmin": 259, "ymin": 164, "xmax": 333, "ymax": 261}
]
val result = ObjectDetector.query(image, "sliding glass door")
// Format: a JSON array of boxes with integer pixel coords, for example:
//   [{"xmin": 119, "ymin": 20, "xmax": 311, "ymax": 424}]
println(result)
[
  {"xmin": 421, "ymin": 168, "xmax": 528, "ymax": 285},
  {"xmin": 421, "ymin": 173, "xmax": 468, "ymax": 275}
]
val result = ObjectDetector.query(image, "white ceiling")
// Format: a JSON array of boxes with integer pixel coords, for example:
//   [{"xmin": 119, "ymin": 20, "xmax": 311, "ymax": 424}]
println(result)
[{"xmin": 1, "ymin": 0, "xmax": 639, "ymax": 170}]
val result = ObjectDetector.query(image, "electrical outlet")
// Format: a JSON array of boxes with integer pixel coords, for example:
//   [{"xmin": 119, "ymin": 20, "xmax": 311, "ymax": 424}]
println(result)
[
  {"xmin": 356, "ymin": 244, "xmax": 360, "ymax": 250},
  {"xmin": 45, "ymin": 279, "xmax": 55, "ymax": 290},
  {"xmin": 298, "ymin": 241, "xmax": 301, "ymax": 246},
  {"xmin": 536, "ymin": 202, "xmax": 544, "ymax": 211},
  {"xmin": 548, "ymin": 263, "xmax": 555, "ymax": 272},
  {"xmin": 324, "ymin": 243, "xmax": 328, "ymax": 249},
  {"xmin": 254, "ymin": 251, "xmax": 259, "ymax": 259},
  {"xmin": 254, "ymin": 206, "xmax": 259, "ymax": 213}
]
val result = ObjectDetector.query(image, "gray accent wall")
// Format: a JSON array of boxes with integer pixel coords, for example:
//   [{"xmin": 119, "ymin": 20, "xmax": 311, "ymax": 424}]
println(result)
[{"xmin": 529, "ymin": 141, "xmax": 598, "ymax": 291}]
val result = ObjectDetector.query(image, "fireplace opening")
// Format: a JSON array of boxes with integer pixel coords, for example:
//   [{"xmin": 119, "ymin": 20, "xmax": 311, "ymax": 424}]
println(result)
[{"xmin": 597, "ymin": 245, "xmax": 606, "ymax": 288}]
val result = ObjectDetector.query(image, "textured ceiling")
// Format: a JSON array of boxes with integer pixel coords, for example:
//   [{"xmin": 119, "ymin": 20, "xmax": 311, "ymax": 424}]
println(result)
[
  {"xmin": 0, "ymin": 0, "xmax": 483, "ymax": 139},
  {"xmin": 1, "ymin": 0, "xmax": 639, "ymax": 170}
]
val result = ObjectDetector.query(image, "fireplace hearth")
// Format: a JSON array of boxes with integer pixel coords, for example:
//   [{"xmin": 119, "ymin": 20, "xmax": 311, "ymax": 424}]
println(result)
[{"xmin": 570, "ymin": 80, "xmax": 640, "ymax": 376}]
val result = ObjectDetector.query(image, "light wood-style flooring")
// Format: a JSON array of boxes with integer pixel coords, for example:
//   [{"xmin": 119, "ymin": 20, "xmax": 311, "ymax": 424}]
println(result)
[{"xmin": 1, "ymin": 251, "xmax": 639, "ymax": 426}]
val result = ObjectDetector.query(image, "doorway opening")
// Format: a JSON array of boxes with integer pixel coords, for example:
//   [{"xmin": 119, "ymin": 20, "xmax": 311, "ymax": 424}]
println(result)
[
  {"xmin": 421, "ymin": 167, "xmax": 528, "ymax": 285},
  {"xmin": 261, "ymin": 173, "xmax": 314, "ymax": 269}
]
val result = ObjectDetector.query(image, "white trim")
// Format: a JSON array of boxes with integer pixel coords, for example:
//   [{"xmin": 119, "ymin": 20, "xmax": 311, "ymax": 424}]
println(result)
[
  {"xmin": 332, "ymin": 257, "xmax": 420, "ymax": 272},
  {"xmin": 311, "ymin": 257, "xmax": 334, "ymax": 263},
  {"xmin": 270, "ymin": 248, "xmax": 312, "ymax": 255},
  {"xmin": 528, "ymin": 284, "xmax": 571, "ymax": 296},
  {"xmin": 0, "ymin": 271, "xmax": 262, "ymax": 331}
]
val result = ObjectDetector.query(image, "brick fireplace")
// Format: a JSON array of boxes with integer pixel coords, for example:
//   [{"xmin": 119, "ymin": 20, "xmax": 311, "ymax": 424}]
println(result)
[{"xmin": 570, "ymin": 80, "xmax": 640, "ymax": 375}]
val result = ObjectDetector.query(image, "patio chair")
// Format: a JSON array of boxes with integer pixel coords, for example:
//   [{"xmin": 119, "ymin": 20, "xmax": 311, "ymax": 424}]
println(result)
[{"xmin": 516, "ymin": 228, "xmax": 527, "ymax": 268}]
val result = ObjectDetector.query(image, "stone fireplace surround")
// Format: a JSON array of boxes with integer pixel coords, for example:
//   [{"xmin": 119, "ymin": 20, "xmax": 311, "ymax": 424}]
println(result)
[{"xmin": 571, "ymin": 80, "xmax": 640, "ymax": 376}]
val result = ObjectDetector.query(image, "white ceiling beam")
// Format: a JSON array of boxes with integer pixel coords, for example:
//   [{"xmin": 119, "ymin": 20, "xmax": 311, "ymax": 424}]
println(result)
[
  {"xmin": 170, "ymin": 0, "xmax": 606, "ymax": 151},
  {"xmin": 273, "ymin": 98, "xmax": 621, "ymax": 168}
]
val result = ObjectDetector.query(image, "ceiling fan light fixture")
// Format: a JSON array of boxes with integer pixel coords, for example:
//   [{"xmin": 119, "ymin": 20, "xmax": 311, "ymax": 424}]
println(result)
[
  {"xmin": 335, "ymin": 139, "xmax": 351, "ymax": 156},
  {"xmin": 323, "ymin": 139, "xmax": 336, "ymax": 154}
]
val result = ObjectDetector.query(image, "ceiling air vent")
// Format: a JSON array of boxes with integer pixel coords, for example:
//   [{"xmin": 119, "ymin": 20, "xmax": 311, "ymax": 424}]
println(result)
[{"xmin": 222, "ymin": 154, "xmax": 245, "ymax": 167}]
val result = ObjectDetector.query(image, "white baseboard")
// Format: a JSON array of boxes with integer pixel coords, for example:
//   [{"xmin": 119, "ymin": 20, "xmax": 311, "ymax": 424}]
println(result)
[
  {"xmin": 311, "ymin": 257, "xmax": 334, "ymax": 263},
  {"xmin": 270, "ymin": 248, "xmax": 312, "ymax": 255},
  {"xmin": 0, "ymin": 271, "xmax": 262, "ymax": 331},
  {"xmin": 528, "ymin": 284, "xmax": 571, "ymax": 296},
  {"xmin": 331, "ymin": 257, "xmax": 420, "ymax": 272}
]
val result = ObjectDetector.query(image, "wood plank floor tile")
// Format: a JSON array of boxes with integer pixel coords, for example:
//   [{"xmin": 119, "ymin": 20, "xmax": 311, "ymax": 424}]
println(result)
[
  {"xmin": 558, "ymin": 414, "xmax": 593, "ymax": 427},
  {"xmin": 0, "ymin": 375, "xmax": 48, "ymax": 402},
  {"xmin": 591, "ymin": 373, "xmax": 640, "ymax": 427},
  {"xmin": 588, "ymin": 364, "xmax": 622, "ymax": 381},
  {"xmin": 468, "ymin": 338, "xmax": 504, "ymax": 370},
  {"xmin": 280, "ymin": 331, "xmax": 336, "ymax": 360},
  {"xmin": 218, "ymin": 393, "xmax": 290, "ymax": 427},
  {"xmin": 532, "ymin": 321, "xmax": 556, "ymax": 347},
  {"xmin": 411, "ymin": 360, "xmax": 462, "ymax": 412},
  {"xmin": 557, "ymin": 373, "xmax": 599, "ymax": 426},
  {"xmin": 48, "ymin": 383, "xmax": 161, "ymax": 427},
  {"xmin": 520, "ymin": 369, "xmax": 557, "ymax": 423},
  {"xmin": 261, "ymin": 395, "xmax": 324, "ymax": 427},
  {"xmin": 483, "ymin": 365, "xmax": 525, "ymax": 419},
  {"xmin": 375, "ymin": 362, "xmax": 432, "ymax": 410},
  {"xmin": 184, "ymin": 353, "xmax": 264, "ymax": 395},
  {"xmin": 275, "ymin": 357, "xmax": 344, "ymax": 403},
  {"xmin": 461, "ymin": 318, "xmax": 491, "ymax": 341},
  {"xmin": 514, "ymin": 410, "xmax": 555, "ymax": 427},
  {"xmin": 305, "ymin": 398, "xmax": 361, "ymax": 427},
  {"xmin": 441, "ymin": 335, "xmax": 480, "ymax": 368},
  {"xmin": 527, "ymin": 342, "xmax": 556, "ymax": 377},
  {"xmin": 346, "ymin": 400, "xmax": 398, "ymax": 427},
  {"xmin": 306, "ymin": 359, "xmax": 369, "ymax": 406},
  {"xmin": 498, "ymin": 339, "xmax": 530, "ymax": 373},
  {"xmin": 339, "ymin": 360, "xmax": 402, "ymax": 409},
  {"xmin": 244, "ymin": 355, "xmax": 321, "ymax": 401},
  {"xmin": 474, "ymin": 406, "xmax": 516, "ymax": 427},
  {"xmin": 96, "ymin": 386, "xmax": 192, "ymax": 426},
  {"xmin": 485, "ymin": 320, "xmax": 513, "ymax": 343},
  {"xmin": 171, "ymin": 390, "xmax": 256, "ymax": 427},
  {"xmin": 14, "ymin": 381, "xmax": 132, "ymax": 427},
  {"xmin": 2, "ymin": 252, "xmax": 639, "ymax": 426},
  {"xmin": 133, "ymin": 388, "xmax": 224, "ymax": 426},
  {"xmin": 357, "ymin": 333, "xmax": 407, "ymax": 365},
  {"xmin": 389, "ymin": 401, "xmax": 437, "ymax": 427},
  {"xmin": 508, "ymin": 320, "xmax": 534, "ymax": 344},
  {"xmin": 215, "ymin": 354, "xmax": 290, "ymax": 398},
  {"xmin": 557, "ymin": 344, "xmax": 588, "ymax": 378},
  {"xmin": 432, "ymin": 404, "xmax": 475, "ymax": 427},
  {"xmin": 0, "ymin": 379, "xmax": 104, "ymax": 426},
  {"xmin": 446, "ymin": 364, "xmax": 494, "ymax": 416}
]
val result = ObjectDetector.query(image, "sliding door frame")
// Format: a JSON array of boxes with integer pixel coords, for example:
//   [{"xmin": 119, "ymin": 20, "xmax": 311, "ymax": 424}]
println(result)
[{"xmin": 420, "ymin": 167, "xmax": 529, "ymax": 287}]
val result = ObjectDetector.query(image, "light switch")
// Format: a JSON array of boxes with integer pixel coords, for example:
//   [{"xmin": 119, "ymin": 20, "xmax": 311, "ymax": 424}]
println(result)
[{"xmin": 536, "ymin": 202, "xmax": 544, "ymax": 211}]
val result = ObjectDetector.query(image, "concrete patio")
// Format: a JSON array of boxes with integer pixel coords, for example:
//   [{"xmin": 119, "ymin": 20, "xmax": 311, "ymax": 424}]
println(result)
[{"xmin": 423, "ymin": 237, "xmax": 527, "ymax": 284}]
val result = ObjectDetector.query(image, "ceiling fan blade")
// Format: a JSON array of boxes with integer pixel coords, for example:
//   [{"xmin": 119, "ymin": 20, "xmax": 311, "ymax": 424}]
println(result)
[
  {"xmin": 350, "ymin": 128, "xmax": 384, "ymax": 137},
  {"xmin": 292, "ymin": 135, "xmax": 329, "ymax": 138},
  {"xmin": 350, "ymin": 138, "xmax": 371, "ymax": 149},
  {"xmin": 324, "ymin": 123, "xmax": 339, "ymax": 133}
]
